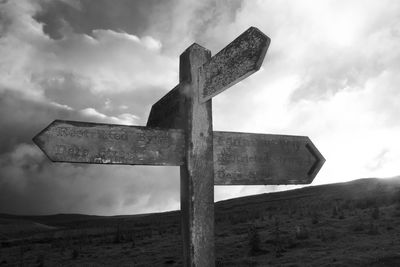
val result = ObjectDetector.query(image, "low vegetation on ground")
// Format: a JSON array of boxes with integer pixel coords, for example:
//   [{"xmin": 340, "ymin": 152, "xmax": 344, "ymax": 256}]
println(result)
[{"xmin": 1, "ymin": 177, "xmax": 400, "ymax": 266}]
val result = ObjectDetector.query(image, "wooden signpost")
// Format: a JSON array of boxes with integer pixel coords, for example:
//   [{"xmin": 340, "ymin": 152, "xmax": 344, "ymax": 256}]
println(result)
[{"xmin": 33, "ymin": 27, "xmax": 325, "ymax": 267}]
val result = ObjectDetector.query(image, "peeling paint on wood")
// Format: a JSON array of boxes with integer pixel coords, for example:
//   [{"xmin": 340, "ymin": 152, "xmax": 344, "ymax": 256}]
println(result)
[
  {"xmin": 33, "ymin": 120, "xmax": 185, "ymax": 165},
  {"xmin": 213, "ymin": 132, "xmax": 325, "ymax": 185},
  {"xmin": 200, "ymin": 27, "xmax": 271, "ymax": 103}
]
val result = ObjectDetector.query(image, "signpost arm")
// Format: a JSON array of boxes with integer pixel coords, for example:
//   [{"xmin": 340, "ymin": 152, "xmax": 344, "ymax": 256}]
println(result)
[{"xmin": 180, "ymin": 44, "xmax": 214, "ymax": 267}]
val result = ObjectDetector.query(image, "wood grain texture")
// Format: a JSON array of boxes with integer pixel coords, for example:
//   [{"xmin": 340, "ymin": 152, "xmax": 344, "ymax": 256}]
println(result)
[
  {"xmin": 200, "ymin": 27, "xmax": 270, "ymax": 103},
  {"xmin": 146, "ymin": 84, "xmax": 185, "ymax": 129},
  {"xmin": 213, "ymin": 131, "xmax": 325, "ymax": 185},
  {"xmin": 33, "ymin": 120, "xmax": 185, "ymax": 165},
  {"xmin": 179, "ymin": 44, "xmax": 215, "ymax": 267}
]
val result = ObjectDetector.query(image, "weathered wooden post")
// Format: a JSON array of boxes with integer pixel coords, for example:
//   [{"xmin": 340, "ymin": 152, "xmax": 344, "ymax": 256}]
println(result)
[
  {"xmin": 33, "ymin": 27, "xmax": 325, "ymax": 266},
  {"xmin": 179, "ymin": 44, "xmax": 214, "ymax": 266}
]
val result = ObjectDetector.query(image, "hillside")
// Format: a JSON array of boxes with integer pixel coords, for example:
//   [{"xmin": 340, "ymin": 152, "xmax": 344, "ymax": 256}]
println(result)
[{"xmin": 1, "ymin": 177, "xmax": 400, "ymax": 266}]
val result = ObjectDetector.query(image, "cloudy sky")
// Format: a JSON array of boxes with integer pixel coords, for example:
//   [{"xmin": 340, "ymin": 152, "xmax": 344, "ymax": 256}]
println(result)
[{"xmin": 0, "ymin": 0, "xmax": 399, "ymax": 215}]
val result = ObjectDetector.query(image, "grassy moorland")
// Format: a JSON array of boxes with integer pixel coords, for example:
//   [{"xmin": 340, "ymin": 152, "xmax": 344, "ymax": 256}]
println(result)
[{"xmin": 1, "ymin": 177, "xmax": 400, "ymax": 266}]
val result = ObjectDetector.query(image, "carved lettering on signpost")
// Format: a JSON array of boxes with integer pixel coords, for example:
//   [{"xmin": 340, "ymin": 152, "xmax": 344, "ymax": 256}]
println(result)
[
  {"xmin": 33, "ymin": 120, "xmax": 185, "ymax": 165},
  {"xmin": 213, "ymin": 132, "xmax": 324, "ymax": 185},
  {"xmin": 200, "ymin": 27, "xmax": 271, "ymax": 102}
]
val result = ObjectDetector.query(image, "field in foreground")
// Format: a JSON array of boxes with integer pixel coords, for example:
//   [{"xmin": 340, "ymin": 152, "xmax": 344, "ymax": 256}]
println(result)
[{"xmin": 1, "ymin": 177, "xmax": 400, "ymax": 266}]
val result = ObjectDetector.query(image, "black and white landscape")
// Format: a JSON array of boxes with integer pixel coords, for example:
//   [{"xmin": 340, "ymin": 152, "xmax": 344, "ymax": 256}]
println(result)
[{"xmin": 1, "ymin": 1, "xmax": 400, "ymax": 266}]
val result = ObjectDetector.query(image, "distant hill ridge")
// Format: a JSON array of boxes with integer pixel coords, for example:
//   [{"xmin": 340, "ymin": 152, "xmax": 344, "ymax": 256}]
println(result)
[
  {"xmin": 217, "ymin": 176, "xmax": 400, "ymax": 207},
  {"xmin": 1, "ymin": 176, "xmax": 399, "ymax": 226}
]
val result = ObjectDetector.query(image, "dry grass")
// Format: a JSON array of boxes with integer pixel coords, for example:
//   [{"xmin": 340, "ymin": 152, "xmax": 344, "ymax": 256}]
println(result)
[{"xmin": 1, "ymin": 177, "xmax": 400, "ymax": 266}]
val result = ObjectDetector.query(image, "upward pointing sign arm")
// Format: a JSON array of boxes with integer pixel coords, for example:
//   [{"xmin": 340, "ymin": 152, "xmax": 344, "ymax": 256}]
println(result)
[{"xmin": 200, "ymin": 27, "xmax": 271, "ymax": 102}]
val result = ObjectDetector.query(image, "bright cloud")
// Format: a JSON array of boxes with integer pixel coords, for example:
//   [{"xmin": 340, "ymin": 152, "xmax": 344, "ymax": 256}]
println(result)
[
  {"xmin": 210, "ymin": 0, "xmax": 400, "ymax": 195},
  {"xmin": 1, "ymin": 0, "xmax": 399, "ymax": 215}
]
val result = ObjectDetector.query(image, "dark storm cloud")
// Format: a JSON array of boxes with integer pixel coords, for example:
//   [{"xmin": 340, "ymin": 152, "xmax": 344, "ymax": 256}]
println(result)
[
  {"xmin": 0, "ymin": 87, "xmax": 179, "ymax": 215},
  {"xmin": 0, "ymin": 88, "xmax": 148, "ymax": 156},
  {"xmin": 39, "ymin": 70, "xmax": 166, "ymax": 124},
  {"xmin": 0, "ymin": 144, "xmax": 180, "ymax": 215},
  {"xmin": 0, "ymin": 90, "xmax": 74, "ymax": 154},
  {"xmin": 34, "ymin": 0, "xmax": 165, "ymax": 39},
  {"xmin": 33, "ymin": 0, "xmax": 245, "ymax": 57},
  {"xmin": 0, "ymin": 0, "xmax": 184, "ymax": 215},
  {"xmin": 0, "ymin": 88, "xmax": 180, "ymax": 215}
]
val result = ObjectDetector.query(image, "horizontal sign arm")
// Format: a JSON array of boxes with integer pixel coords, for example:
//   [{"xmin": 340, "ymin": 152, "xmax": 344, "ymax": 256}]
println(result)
[
  {"xmin": 34, "ymin": 121, "xmax": 324, "ymax": 185},
  {"xmin": 33, "ymin": 120, "xmax": 185, "ymax": 166},
  {"xmin": 213, "ymin": 131, "xmax": 325, "ymax": 185}
]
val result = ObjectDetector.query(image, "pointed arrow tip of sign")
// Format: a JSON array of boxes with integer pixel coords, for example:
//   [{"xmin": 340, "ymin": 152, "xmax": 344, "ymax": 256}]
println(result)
[
  {"xmin": 248, "ymin": 27, "xmax": 271, "ymax": 72},
  {"xmin": 32, "ymin": 120, "xmax": 59, "ymax": 162},
  {"xmin": 32, "ymin": 134, "xmax": 39, "ymax": 146},
  {"xmin": 248, "ymin": 26, "xmax": 270, "ymax": 40},
  {"xmin": 186, "ymin": 43, "xmax": 208, "ymax": 51},
  {"xmin": 32, "ymin": 132, "xmax": 53, "ymax": 162},
  {"xmin": 305, "ymin": 139, "xmax": 325, "ymax": 182},
  {"xmin": 32, "ymin": 127, "xmax": 46, "ymax": 148}
]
